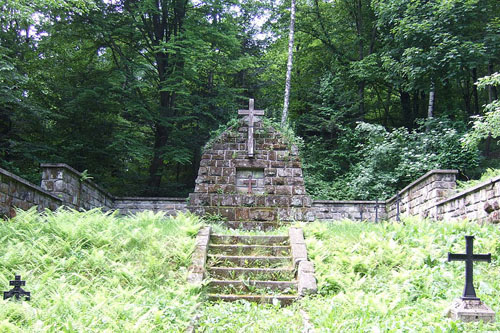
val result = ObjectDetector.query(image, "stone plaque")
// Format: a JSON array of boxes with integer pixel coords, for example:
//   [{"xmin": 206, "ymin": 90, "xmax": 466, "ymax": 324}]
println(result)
[{"xmin": 236, "ymin": 168, "xmax": 264, "ymax": 194}]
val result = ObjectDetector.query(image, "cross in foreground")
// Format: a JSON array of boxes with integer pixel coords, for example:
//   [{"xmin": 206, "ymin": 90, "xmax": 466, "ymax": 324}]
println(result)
[
  {"xmin": 3, "ymin": 275, "xmax": 31, "ymax": 301},
  {"xmin": 447, "ymin": 236, "xmax": 495, "ymax": 322},
  {"xmin": 238, "ymin": 99, "xmax": 264, "ymax": 158}
]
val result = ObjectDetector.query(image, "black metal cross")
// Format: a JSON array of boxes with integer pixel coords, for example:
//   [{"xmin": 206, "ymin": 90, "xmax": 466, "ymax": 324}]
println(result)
[
  {"xmin": 3, "ymin": 275, "xmax": 30, "ymax": 301},
  {"xmin": 448, "ymin": 236, "xmax": 491, "ymax": 300}
]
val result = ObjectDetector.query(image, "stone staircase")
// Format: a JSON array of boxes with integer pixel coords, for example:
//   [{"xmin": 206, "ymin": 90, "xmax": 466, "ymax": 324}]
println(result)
[
  {"xmin": 222, "ymin": 220, "xmax": 290, "ymax": 231},
  {"xmin": 188, "ymin": 226, "xmax": 317, "ymax": 306}
]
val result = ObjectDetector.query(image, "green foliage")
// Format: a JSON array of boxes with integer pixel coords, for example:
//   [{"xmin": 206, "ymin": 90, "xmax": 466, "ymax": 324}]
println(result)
[
  {"xmin": 299, "ymin": 218, "xmax": 500, "ymax": 331},
  {"xmin": 463, "ymin": 73, "xmax": 500, "ymax": 147},
  {"xmin": 457, "ymin": 167, "xmax": 500, "ymax": 190},
  {"xmin": 304, "ymin": 118, "xmax": 480, "ymax": 200},
  {"xmin": 2, "ymin": 211, "xmax": 500, "ymax": 331},
  {"xmin": 0, "ymin": 209, "xmax": 202, "ymax": 331}
]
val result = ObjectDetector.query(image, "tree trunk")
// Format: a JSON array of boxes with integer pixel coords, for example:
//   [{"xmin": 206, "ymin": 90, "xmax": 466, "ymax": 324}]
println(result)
[
  {"xmin": 428, "ymin": 80, "xmax": 435, "ymax": 119},
  {"xmin": 488, "ymin": 63, "xmax": 498, "ymax": 103},
  {"xmin": 400, "ymin": 90, "xmax": 412, "ymax": 128},
  {"xmin": 472, "ymin": 68, "xmax": 479, "ymax": 115},
  {"xmin": 282, "ymin": 0, "xmax": 296, "ymax": 127},
  {"xmin": 356, "ymin": 0, "xmax": 365, "ymax": 116},
  {"xmin": 143, "ymin": 0, "xmax": 187, "ymax": 194}
]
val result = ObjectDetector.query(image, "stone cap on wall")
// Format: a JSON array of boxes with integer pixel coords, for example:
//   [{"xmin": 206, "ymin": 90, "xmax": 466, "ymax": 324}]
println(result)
[
  {"xmin": 40, "ymin": 163, "xmax": 115, "ymax": 199},
  {"xmin": 435, "ymin": 174, "xmax": 500, "ymax": 207},
  {"xmin": 312, "ymin": 200, "xmax": 382, "ymax": 205},
  {"xmin": 0, "ymin": 167, "xmax": 63, "ymax": 202},
  {"xmin": 386, "ymin": 169, "xmax": 459, "ymax": 204},
  {"xmin": 115, "ymin": 197, "xmax": 187, "ymax": 202}
]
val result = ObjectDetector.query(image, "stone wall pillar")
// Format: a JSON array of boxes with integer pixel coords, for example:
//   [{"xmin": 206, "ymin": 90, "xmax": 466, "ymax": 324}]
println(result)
[
  {"xmin": 386, "ymin": 169, "xmax": 458, "ymax": 220},
  {"xmin": 40, "ymin": 164, "xmax": 114, "ymax": 210}
]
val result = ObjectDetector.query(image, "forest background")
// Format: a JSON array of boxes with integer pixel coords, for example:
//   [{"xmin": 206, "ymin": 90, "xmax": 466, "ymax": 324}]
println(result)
[{"xmin": 1, "ymin": 0, "xmax": 500, "ymax": 200}]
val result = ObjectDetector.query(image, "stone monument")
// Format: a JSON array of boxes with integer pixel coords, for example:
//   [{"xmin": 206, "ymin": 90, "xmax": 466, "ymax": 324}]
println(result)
[{"xmin": 187, "ymin": 99, "xmax": 312, "ymax": 228}]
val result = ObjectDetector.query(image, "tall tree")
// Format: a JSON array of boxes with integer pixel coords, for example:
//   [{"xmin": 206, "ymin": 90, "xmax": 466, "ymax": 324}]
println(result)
[{"xmin": 282, "ymin": 0, "xmax": 296, "ymax": 127}]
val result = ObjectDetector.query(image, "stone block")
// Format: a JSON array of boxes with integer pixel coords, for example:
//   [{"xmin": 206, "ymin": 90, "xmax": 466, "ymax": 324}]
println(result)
[
  {"xmin": 298, "ymin": 260, "xmax": 317, "ymax": 296},
  {"xmin": 273, "ymin": 177, "xmax": 285, "ymax": 186},
  {"xmin": 293, "ymin": 186, "xmax": 306, "ymax": 195},
  {"xmin": 249, "ymin": 209, "xmax": 275, "ymax": 221},
  {"xmin": 270, "ymin": 161, "xmax": 286, "ymax": 168},
  {"xmin": 209, "ymin": 167, "xmax": 222, "ymax": 176},
  {"xmin": 275, "ymin": 186, "xmax": 292, "ymax": 195},
  {"xmin": 0, "ymin": 182, "xmax": 9, "ymax": 194},
  {"xmin": 235, "ymin": 207, "xmax": 249, "ymax": 221},
  {"xmin": 447, "ymin": 298, "xmax": 495, "ymax": 323},
  {"xmin": 54, "ymin": 180, "xmax": 65, "ymax": 192}
]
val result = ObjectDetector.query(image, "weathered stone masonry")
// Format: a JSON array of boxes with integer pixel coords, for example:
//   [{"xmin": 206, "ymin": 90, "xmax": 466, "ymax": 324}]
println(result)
[
  {"xmin": 2, "ymin": 150, "xmax": 500, "ymax": 223},
  {"xmin": 187, "ymin": 117, "xmax": 311, "ymax": 222},
  {"xmin": 1, "ymin": 164, "xmax": 187, "ymax": 218},
  {"xmin": 0, "ymin": 167, "xmax": 62, "ymax": 217}
]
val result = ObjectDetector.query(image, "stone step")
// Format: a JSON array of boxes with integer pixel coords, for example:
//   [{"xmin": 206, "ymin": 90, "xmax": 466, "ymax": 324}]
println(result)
[
  {"xmin": 223, "ymin": 220, "xmax": 289, "ymax": 231},
  {"xmin": 208, "ymin": 280, "xmax": 297, "ymax": 293},
  {"xmin": 207, "ymin": 254, "xmax": 292, "ymax": 268},
  {"xmin": 210, "ymin": 234, "xmax": 289, "ymax": 245},
  {"xmin": 207, "ymin": 267, "xmax": 295, "ymax": 280},
  {"xmin": 207, "ymin": 294, "xmax": 297, "ymax": 306},
  {"xmin": 209, "ymin": 244, "xmax": 290, "ymax": 256}
]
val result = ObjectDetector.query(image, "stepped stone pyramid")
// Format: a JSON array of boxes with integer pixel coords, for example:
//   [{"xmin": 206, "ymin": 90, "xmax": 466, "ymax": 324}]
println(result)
[
  {"xmin": 187, "ymin": 100, "xmax": 317, "ymax": 306},
  {"xmin": 187, "ymin": 99, "xmax": 313, "ymax": 229}
]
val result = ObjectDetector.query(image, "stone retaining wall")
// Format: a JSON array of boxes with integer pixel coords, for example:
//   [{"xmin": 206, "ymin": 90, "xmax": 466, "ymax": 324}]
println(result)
[
  {"xmin": 3, "ymin": 163, "xmax": 500, "ymax": 225},
  {"xmin": 432, "ymin": 175, "xmax": 500, "ymax": 223},
  {"xmin": 386, "ymin": 170, "xmax": 458, "ymax": 220},
  {"xmin": 40, "ymin": 163, "xmax": 114, "ymax": 210},
  {"xmin": 114, "ymin": 197, "xmax": 188, "ymax": 216},
  {"xmin": 0, "ymin": 167, "xmax": 62, "ymax": 218},
  {"xmin": 311, "ymin": 200, "xmax": 386, "ymax": 222}
]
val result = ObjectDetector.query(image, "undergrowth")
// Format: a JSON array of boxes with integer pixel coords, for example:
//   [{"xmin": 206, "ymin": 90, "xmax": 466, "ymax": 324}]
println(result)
[
  {"xmin": 0, "ymin": 209, "xmax": 201, "ymax": 332},
  {"xmin": 2, "ymin": 210, "xmax": 499, "ymax": 332},
  {"xmin": 457, "ymin": 168, "xmax": 500, "ymax": 190}
]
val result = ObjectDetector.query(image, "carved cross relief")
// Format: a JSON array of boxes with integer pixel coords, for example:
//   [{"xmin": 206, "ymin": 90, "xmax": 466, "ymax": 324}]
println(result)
[
  {"xmin": 238, "ymin": 99, "xmax": 264, "ymax": 158},
  {"xmin": 243, "ymin": 174, "xmax": 257, "ymax": 194},
  {"xmin": 236, "ymin": 168, "xmax": 264, "ymax": 194}
]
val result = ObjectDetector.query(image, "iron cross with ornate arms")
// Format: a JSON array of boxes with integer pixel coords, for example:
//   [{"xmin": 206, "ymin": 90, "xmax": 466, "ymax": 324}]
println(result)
[
  {"xmin": 238, "ymin": 99, "xmax": 264, "ymax": 158},
  {"xmin": 448, "ymin": 235, "xmax": 491, "ymax": 300}
]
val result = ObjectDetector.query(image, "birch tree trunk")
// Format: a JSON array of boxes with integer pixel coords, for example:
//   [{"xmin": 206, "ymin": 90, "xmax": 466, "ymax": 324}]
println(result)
[
  {"xmin": 428, "ymin": 80, "xmax": 435, "ymax": 119},
  {"xmin": 282, "ymin": 0, "xmax": 296, "ymax": 127}
]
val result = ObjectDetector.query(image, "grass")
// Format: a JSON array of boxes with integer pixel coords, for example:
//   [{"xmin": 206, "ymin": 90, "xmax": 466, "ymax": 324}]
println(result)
[
  {"xmin": 1, "ymin": 210, "xmax": 500, "ymax": 332},
  {"xmin": 0, "ymin": 209, "xmax": 202, "ymax": 332}
]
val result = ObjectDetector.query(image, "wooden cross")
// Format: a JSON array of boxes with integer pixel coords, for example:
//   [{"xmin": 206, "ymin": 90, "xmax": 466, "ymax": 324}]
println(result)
[
  {"xmin": 448, "ymin": 236, "xmax": 491, "ymax": 300},
  {"xmin": 242, "ymin": 174, "xmax": 257, "ymax": 194},
  {"xmin": 3, "ymin": 275, "xmax": 30, "ymax": 301},
  {"xmin": 238, "ymin": 99, "xmax": 264, "ymax": 158}
]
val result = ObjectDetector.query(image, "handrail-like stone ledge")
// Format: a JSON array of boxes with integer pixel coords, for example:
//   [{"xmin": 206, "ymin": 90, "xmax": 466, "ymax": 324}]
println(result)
[
  {"xmin": 386, "ymin": 169, "xmax": 459, "ymax": 204},
  {"xmin": 435, "ymin": 175, "xmax": 500, "ymax": 207},
  {"xmin": 115, "ymin": 197, "xmax": 187, "ymax": 202},
  {"xmin": 41, "ymin": 163, "xmax": 116, "ymax": 199},
  {"xmin": 312, "ymin": 200, "xmax": 382, "ymax": 205},
  {"xmin": 0, "ymin": 167, "xmax": 62, "ymax": 202}
]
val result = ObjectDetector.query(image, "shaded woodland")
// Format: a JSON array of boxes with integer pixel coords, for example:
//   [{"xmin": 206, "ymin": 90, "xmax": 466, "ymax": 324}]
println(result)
[{"xmin": 1, "ymin": 0, "xmax": 499, "ymax": 199}]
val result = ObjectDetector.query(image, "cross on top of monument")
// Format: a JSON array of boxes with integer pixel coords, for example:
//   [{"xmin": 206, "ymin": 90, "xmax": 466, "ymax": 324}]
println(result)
[
  {"xmin": 448, "ymin": 235, "xmax": 491, "ymax": 300},
  {"xmin": 238, "ymin": 99, "xmax": 264, "ymax": 158}
]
